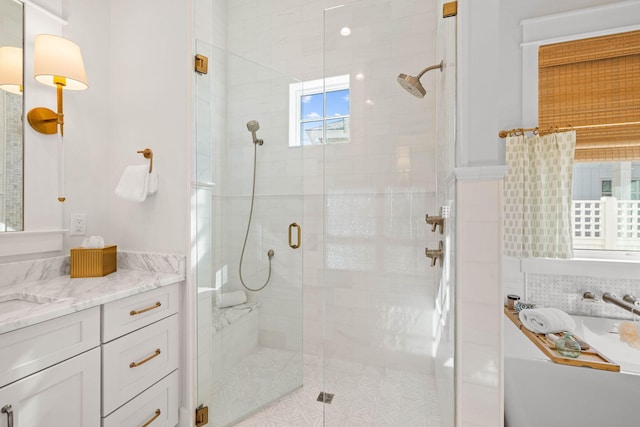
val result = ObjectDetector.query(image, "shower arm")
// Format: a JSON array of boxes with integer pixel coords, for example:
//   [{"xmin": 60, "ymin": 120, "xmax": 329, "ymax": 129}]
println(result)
[{"xmin": 415, "ymin": 61, "xmax": 444, "ymax": 79}]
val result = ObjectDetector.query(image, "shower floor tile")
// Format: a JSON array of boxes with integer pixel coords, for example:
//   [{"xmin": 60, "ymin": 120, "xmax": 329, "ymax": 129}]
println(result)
[{"xmin": 232, "ymin": 350, "xmax": 442, "ymax": 427}]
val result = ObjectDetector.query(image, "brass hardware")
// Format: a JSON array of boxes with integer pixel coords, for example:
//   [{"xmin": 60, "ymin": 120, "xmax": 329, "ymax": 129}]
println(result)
[
  {"xmin": 195, "ymin": 54, "xmax": 208, "ymax": 74},
  {"xmin": 27, "ymin": 107, "xmax": 58, "ymax": 134},
  {"xmin": 137, "ymin": 148, "xmax": 154, "ymax": 173},
  {"xmin": 425, "ymin": 241, "xmax": 444, "ymax": 267},
  {"xmin": 129, "ymin": 348, "xmax": 161, "ymax": 368},
  {"xmin": 141, "ymin": 409, "xmax": 161, "ymax": 427},
  {"xmin": 2, "ymin": 404, "xmax": 13, "ymax": 427},
  {"xmin": 425, "ymin": 214, "xmax": 444, "ymax": 234},
  {"xmin": 443, "ymin": 1, "xmax": 457, "ymax": 17},
  {"xmin": 130, "ymin": 301, "xmax": 161, "ymax": 316},
  {"xmin": 288, "ymin": 223, "xmax": 301, "ymax": 249},
  {"xmin": 195, "ymin": 405, "xmax": 209, "ymax": 427}
]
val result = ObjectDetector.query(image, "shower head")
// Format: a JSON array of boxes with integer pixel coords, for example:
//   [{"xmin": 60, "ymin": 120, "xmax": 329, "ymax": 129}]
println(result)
[
  {"xmin": 247, "ymin": 120, "xmax": 260, "ymax": 133},
  {"xmin": 246, "ymin": 120, "xmax": 263, "ymax": 145},
  {"xmin": 397, "ymin": 61, "xmax": 443, "ymax": 98},
  {"xmin": 397, "ymin": 74, "xmax": 426, "ymax": 98}
]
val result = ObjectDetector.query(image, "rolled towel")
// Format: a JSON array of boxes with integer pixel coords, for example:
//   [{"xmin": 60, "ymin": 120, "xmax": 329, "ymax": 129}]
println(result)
[
  {"xmin": 519, "ymin": 307, "xmax": 576, "ymax": 334},
  {"xmin": 216, "ymin": 290, "xmax": 247, "ymax": 308}
]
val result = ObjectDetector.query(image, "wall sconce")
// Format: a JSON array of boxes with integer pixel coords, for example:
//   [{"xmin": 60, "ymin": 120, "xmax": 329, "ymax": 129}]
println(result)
[
  {"xmin": 27, "ymin": 35, "xmax": 88, "ymax": 202},
  {"xmin": 0, "ymin": 46, "xmax": 23, "ymax": 95},
  {"xmin": 27, "ymin": 34, "xmax": 88, "ymax": 136}
]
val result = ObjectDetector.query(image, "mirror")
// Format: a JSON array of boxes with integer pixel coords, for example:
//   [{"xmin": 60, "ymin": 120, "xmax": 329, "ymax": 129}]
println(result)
[{"xmin": 0, "ymin": 0, "xmax": 24, "ymax": 232}]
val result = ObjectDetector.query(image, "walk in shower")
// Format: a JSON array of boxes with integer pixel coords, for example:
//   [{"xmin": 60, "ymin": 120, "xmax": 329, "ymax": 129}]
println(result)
[{"xmin": 193, "ymin": 0, "xmax": 455, "ymax": 425}]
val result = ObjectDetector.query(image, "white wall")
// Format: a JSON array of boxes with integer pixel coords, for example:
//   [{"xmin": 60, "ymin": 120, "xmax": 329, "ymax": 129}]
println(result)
[{"xmin": 0, "ymin": 0, "xmax": 191, "ymax": 262}]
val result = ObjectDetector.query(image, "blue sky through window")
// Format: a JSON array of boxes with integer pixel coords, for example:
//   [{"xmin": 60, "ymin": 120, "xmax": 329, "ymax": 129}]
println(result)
[{"xmin": 301, "ymin": 89, "xmax": 349, "ymax": 121}]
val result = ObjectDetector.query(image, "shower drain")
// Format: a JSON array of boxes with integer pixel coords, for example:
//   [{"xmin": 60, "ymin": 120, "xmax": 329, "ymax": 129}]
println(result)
[{"xmin": 317, "ymin": 392, "xmax": 334, "ymax": 404}]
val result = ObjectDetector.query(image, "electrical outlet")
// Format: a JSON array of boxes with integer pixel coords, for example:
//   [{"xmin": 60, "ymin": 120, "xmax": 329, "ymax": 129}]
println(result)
[{"xmin": 70, "ymin": 213, "xmax": 87, "ymax": 236}]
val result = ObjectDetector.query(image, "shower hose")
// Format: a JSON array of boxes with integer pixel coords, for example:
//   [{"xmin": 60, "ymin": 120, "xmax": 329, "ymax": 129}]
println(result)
[{"xmin": 238, "ymin": 141, "xmax": 274, "ymax": 292}]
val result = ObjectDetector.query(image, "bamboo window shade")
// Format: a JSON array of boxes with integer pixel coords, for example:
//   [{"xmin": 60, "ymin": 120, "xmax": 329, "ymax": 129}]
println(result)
[{"xmin": 538, "ymin": 30, "xmax": 640, "ymax": 162}]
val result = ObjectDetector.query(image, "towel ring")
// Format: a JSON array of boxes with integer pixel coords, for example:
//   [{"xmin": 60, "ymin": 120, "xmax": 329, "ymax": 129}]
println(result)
[{"xmin": 137, "ymin": 148, "xmax": 153, "ymax": 173}]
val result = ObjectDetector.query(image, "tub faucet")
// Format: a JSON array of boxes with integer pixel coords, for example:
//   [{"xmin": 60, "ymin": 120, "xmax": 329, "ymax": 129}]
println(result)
[{"xmin": 602, "ymin": 292, "xmax": 640, "ymax": 316}]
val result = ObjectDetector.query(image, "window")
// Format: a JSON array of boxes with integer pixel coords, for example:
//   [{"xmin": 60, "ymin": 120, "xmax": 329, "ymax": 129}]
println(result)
[
  {"xmin": 538, "ymin": 30, "xmax": 640, "ymax": 252},
  {"xmin": 289, "ymin": 75, "xmax": 350, "ymax": 147}
]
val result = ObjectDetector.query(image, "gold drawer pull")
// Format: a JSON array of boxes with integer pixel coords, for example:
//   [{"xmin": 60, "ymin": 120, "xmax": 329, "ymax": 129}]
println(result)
[
  {"xmin": 130, "ymin": 301, "xmax": 161, "ymax": 316},
  {"xmin": 130, "ymin": 349, "xmax": 161, "ymax": 368},
  {"xmin": 141, "ymin": 409, "xmax": 161, "ymax": 427}
]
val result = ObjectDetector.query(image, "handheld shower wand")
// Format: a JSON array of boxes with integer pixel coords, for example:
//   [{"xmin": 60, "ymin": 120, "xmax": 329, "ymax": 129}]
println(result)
[
  {"xmin": 246, "ymin": 120, "xmax": 263, "ymax": 145},
  {"xmin": 239, "ymin": 119, "xmax": 273, "ymax": 292}
]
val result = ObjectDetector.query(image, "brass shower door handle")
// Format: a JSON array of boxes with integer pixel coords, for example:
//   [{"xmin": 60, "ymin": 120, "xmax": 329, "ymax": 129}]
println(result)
[{"xmin": 289, "ymin": 223, "xmax": 301, "ymax": 249}]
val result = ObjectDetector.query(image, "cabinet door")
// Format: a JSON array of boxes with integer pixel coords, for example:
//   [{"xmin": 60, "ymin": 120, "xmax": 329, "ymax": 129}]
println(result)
[{"xmin": 0, "ymin": 347, "xmax": 100, "ymax": 427}]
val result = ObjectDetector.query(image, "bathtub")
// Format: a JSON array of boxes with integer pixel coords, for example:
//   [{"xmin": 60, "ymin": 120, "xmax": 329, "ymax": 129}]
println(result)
[{"xmin": 505, "ymin": 314, "xmax": 640, "ymax": 427}]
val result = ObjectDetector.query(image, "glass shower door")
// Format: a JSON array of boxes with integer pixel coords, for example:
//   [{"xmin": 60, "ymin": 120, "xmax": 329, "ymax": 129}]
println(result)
[{"xmin": 194, "ymin": 41, "xmax": 304, "ymax": 427}]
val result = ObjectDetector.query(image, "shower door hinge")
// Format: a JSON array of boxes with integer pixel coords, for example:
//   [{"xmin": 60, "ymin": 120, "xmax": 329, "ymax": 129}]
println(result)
[
  {"xmin": 195, "ymin": 405, "xmax": 209, "ymax": 426},
  {"xmin": 195, "ymin": 54, "xmax": 209, "ymax": 74},
  {"xmin": 443, "ymin": 1, "xmax": 457, "ymax": 18}
]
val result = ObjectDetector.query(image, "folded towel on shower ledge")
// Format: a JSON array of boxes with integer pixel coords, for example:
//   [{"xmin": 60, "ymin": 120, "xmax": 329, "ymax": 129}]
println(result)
[
  {"xmin": 216, "ymin": 290, "xmax": 248, "ymax": 308},
  {"xmin": 519, "ymin": 307, "xmax": 576, "ymax": 334}
]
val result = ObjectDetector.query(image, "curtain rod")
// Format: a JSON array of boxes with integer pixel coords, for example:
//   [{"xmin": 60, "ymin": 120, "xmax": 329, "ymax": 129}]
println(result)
[{"xmin": 498, "ymin": 121, "xmax": 640, "ymax": 138}]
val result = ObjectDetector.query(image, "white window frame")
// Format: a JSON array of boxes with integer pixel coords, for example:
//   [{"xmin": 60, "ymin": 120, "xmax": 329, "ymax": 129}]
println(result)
[{"xmin": 288, "ymin": 74, "xmax": 350, "ymax": 147}]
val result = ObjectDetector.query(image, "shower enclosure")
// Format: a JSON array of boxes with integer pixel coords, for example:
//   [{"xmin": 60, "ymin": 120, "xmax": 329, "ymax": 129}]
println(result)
[{"xmin": 194, "ymin": 0, "xmax": 455, "ymax": 425}]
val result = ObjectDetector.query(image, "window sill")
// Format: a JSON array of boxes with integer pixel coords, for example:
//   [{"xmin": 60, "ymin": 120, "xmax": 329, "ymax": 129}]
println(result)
[{"xmin": 520, "ymin": 253, "xmax": 640, "ymax": 280}]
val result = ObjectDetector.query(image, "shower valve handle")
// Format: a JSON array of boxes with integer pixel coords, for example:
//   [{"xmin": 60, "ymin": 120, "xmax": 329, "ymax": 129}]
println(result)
[
  {"xmin": 425, "ymin": 241, "xmax": 444, "ymax": 267},
  {"xmin": 425, "ymin": 214, "xmax": 444, "ymax": 234}
]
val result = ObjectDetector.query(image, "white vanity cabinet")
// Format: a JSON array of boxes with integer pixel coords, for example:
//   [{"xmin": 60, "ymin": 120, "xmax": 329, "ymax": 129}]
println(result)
[
  {"xmin": 101, "ymin": 283, "xmax": 180, "ymax": 427},
  {"xmin": 0, "ymin": 307, "xmax": 102, "ymax": 427}
]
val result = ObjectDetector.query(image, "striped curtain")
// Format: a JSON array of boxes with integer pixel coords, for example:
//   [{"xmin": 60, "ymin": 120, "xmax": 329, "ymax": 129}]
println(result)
[{"xmin": 504, "ymin": 131, "xmax": 576, "ymax": 258}]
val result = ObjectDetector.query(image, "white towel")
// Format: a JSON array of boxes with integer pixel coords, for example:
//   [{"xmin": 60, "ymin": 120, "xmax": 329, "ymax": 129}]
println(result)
[
  {"xmin": 519, "ymin": 307, "xmax": 576, "ymax": 334},
  {"xmin": 114, "ymin": 165, "xmax": 158, "ymax": 202},
  {"xmin": 216, "ymin": 290, "xmax": 247, "ymax": 308}
]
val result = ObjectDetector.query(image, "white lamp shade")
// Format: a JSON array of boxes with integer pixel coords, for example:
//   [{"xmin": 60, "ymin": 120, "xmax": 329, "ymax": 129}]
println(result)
[
  {"xmin": 34, "ymin": 34, "xmax": 88, "ymax": 90},
  {"xmin": 0, "ymin": 46, "xmax": 23, "ymax": 95}
]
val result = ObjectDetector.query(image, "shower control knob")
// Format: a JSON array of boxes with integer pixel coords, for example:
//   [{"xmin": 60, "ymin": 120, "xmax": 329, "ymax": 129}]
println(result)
[
  {"xmin": 425, "ymin": 241, "xmax": 444, "ymax": 267},
  {"xmin": 425, "ymin": 214, "xmax": 444, "ymax": 234}
]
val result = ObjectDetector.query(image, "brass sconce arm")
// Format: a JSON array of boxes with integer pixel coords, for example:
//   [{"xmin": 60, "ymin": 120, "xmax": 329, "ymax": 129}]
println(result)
[{"xmin": 28, "ymin": 78, "xmax": 66, "ymax": 136}]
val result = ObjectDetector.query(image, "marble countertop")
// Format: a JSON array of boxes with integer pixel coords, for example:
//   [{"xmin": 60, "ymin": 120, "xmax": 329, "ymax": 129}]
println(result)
[{"xmin": 0, "ymin": 253, "xmax": 185, "ymax": 335}]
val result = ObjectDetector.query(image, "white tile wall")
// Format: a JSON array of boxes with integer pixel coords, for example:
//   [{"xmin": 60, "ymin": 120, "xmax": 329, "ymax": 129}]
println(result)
[
  {"xmin": 218, "ymin": 0, "xmax": 439, "ymax": 376},
  {"xmin": 456, "ymin": 170, "xmax": 505, "ymax": 427}
]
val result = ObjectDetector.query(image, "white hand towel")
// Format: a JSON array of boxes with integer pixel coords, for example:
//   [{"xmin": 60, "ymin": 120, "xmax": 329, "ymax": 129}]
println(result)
[
  {"xmin": 519, "ymin": 307, "xmax": 576, "ymax": 334},
  {"xmin": 114, "ymin": 165, "xmax": 150, "ymax": 202},
  {"xmin": 216, "ymin": 290, "xmax": 247, "ymax": 308}
]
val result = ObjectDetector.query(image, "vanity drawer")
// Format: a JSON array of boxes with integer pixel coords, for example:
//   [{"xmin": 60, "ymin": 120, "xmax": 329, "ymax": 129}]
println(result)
[
  {"xmin": 102, "ymin": 370, "xmax": 178, "ymax": 427},
  {"xmin": 102, "ymin": 314, "xmax": 178, "ymax": 415},
  {"xmin": 102, "ymin": 284, "xmax": 179, "ymax": 342},
  {"xmin": 0, "ymin": 307, "xmax": 100, "ymax": 386}
]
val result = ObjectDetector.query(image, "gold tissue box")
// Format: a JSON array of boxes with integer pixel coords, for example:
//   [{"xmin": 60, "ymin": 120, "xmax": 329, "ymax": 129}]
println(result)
[{"xmin": 70, "ymin": 245, "xmax": 117, "ymax": 278}]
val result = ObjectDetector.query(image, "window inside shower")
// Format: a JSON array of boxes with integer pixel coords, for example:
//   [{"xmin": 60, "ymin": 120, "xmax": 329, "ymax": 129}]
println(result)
[{"xmin": 288, "ymin": 74, "xmax": 350, "ymax": 146}]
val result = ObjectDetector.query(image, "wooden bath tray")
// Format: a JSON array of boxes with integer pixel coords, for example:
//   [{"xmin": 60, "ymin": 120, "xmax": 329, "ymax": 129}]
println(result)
[{"xmin": 504, "ymin": 307, "xmax": 620, "ymax": 372}]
